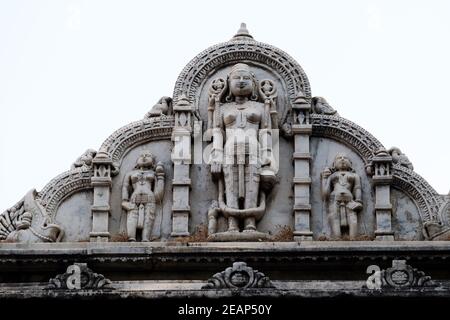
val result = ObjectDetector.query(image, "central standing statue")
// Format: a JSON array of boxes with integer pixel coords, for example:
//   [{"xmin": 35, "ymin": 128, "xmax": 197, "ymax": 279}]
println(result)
[{"xmin": 207, "ymin": 63, "xmax": 278, "ymax": 241}]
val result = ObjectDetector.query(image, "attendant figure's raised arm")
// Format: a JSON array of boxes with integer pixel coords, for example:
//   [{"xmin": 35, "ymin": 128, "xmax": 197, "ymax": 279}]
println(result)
[
  {"xmin": 210, "ymin": 106, "xmax": 224, "ymax": 176},
  {"xmin": 321, "ymin": 168, "xmax": 332, "ymax": 200},
  {"xmin": 353, "ymin": 174, "xmax": 362, "ymax": 204},
  {"xmin": 154, "ymin": 162, "xmax": 165, "ymax": 202},
  {"xmin": 121, "ymin": 172, "xmax": 134, "ymax": 211}
]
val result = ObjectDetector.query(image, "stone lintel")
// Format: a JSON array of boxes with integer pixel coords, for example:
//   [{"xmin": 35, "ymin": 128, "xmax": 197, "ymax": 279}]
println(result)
[
  {"xmin": 91, "ymin": 178, "xmax": 112, "ymax": 187},
  {"xmin": 292, "ymin": 103, "xmax": 311, "ymax": 111},
  {"xmin": 172, "ymin": 179, "xmax": 192, "ymax": 186},
  {"xmin": 292, "ymin": 124, "xmax": 312, "ymax": 134},
  {"xmin": 292, "ymin": 152, "xmax": 312, "ymax": 160},
  {"xmin": 372, "ymin": 175, "xmax": 393, "ymax": 185},
  {"xmin": 375, "ymin": 204, "xmax": 393, "ymax": 211},
  {"xmin": 293, "ymin": 177, "xmax": 312, "ymax": 184},
  {"xmin": 91, "ymin": 205, "xmax": 111, "ymax": 212},
  {"xmin": 172, "ymin": 207, "xmax": 191, "ymax": 213},
  {"xmin": 372, "ymin": 155, "xmax": 393, "ymax": 163},
  {"xmin": 171, "ymin": 128, "xmax": 192, "ymax": 137},
  {"xmin": 294, "ymin": 204, "xmax": 312, "ymax": 211}
]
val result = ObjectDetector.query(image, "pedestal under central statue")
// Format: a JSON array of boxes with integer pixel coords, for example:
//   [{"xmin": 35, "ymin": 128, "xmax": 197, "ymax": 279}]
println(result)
[{"xmin": 207, "ymin": 63, "xmax": 278, "ymax": 241}]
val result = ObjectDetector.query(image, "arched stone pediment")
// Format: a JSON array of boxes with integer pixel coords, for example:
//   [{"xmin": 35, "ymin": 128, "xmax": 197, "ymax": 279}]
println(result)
[
  {"xmin": 173, "ymin": 38, "xmax": 311, "ymax": 108},
  {"xmin": 311, "ymin": 114, "xmax": 444, "ymax": 223},
  {"xmin": 99, "ymin": 115, "xmax": 173, "ymax": 166},
  {"xmin": 37, "ymin": 116, "xmax": 173, "ymax": 219},
  {"xmin": 1, "ymin": 23, "xmax": 448, "ymax": 245}
]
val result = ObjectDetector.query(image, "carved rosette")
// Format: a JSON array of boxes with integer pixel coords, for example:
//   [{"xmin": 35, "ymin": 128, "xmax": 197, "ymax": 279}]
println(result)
[
  {"xmin": 381, "ymin": 260, "xmax": 433, "ymax": 289},
  {"xmin": 202, "ymin": 262, "xmax": 274, "ymax": 289},
  {"xmin": 46, "ymin": 263, "xmax": 113, "ymax": 290}
]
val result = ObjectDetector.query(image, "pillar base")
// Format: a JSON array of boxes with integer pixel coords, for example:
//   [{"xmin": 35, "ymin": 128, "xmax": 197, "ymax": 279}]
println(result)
[
  {"xmin": 375, "ymin": 230, "xmax": 394, "ymax": 241},
  {"xmin": 293, "ymin": 231, "xmax": 313, "ymax": 241},
  {"xmin": 89, "ymin": 232, "xmax": 110, "ymax": 242}
]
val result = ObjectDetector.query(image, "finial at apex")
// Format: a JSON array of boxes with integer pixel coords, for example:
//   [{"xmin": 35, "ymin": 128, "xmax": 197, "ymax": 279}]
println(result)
[{"xmin": 232, "ymin": 22, "xmax": 254, "ymax": 40}]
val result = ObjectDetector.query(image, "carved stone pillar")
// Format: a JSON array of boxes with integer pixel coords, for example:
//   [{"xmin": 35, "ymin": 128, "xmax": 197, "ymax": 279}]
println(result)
[
  {"xmin": 372, "ymin": 149, "xmax": 394, "ymax": 241},
  {"xmin": 171, "ymin": 94, "xmax": 193, "ymax": 237},
  {"xmin": 90, "ymin": 149, "xmax": 113, "ymax": 242},
  {"xmin": 291, "ymin": 92, "xmax": 313, "ymax": 241}
]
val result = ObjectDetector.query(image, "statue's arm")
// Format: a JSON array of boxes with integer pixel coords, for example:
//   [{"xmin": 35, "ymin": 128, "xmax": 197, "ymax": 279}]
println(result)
[
  {"xmin": 259, "ymin": 104, "xmax": 273, "ymax": 166},
  {"xmin": 154, "ymin": 163, "xmax": 165, "ymax": 202},
  {"xmin": 321, "ymin": 169, "xmax": 332, "ymax": 199},
  {"xmin": 122, "ymin": 173, "xmax": 132, "ymax": 201},
  {"xmin": 353, "ymin": 174, "xmax": 362, "ymax": 203},
  {"xmin": 210, "ymin": 108, "xmax": 224, "ymax": 174},
  {"xmin": 122, "ymin": 173, "xmax": 133, "ymax": 211}
]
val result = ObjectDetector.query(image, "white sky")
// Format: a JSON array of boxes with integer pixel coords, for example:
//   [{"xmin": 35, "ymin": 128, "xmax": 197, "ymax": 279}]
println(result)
[{"xmin": 0, "ymin": 0, "xmax": 449, "ymax": 211}]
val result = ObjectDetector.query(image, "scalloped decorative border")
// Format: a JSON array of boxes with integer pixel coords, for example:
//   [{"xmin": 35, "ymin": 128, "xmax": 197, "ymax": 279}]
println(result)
[
  {"xmin": 38, "ymin": 116, "xmax": 173, "ymax": 217},
  {"xmin": 173, "ymin": 39, "xmax": 311, "ymax": 107},
  {"xmin": 33, "ymin": 36, "xmax": 444, "ymax": 227},
  {"xmin": 311, "ymin": 114, "xmax": 444, "ymax": 222}
]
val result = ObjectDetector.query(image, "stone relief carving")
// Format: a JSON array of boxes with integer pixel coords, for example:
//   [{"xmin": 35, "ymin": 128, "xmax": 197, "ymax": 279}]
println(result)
[
  {"xmin": 46, "ymin": 263, "xmax": 113, "ymax": 290},
  {"xmin": 0, "ymin": 190, "xmax": 64, "ymax": 243},
  {"xmin": 423, "ymin": 221, "xmax": 450, "ymax": 240},
  {"xmin": 38, "ymin": 168, "xmax": 94, "ymax": 218},
  {"xmin": 145, "ymin": 96, "xmax": 173, "ymax": 118},
  {"xmin": 202, "ymin": 262, "xmax": 274, "ymax": 289},
  {"xmin": 71, "ymin": 149, "xmax": 97, "ymax": 171},
  {"xmin": 372, "ymin": 260, "xmax": 434, "ymax": 289},
  {"xmin": 173, "ymin": 24, "xmax": 311, "ymax": 107},
  {"xmin": 423, "ymin": 195, "xmax": 450, "ymax": 240},
  {"xmin": 311, "ymin": 96, "xmax": 339, "ymax": 116},
  {"xmin": 122, "ymin": 152, "xmax": 165, "ymax": 241},
  {"xmin": 388, "ymin": 147, "xmax": 413, "ymax": 170},
  {"xmin": 3, "ymin": 116, "xmax": 174, "ymax": 244},
  {"xmin": 311, "ymin": 114, "xmax": 444, "ymax": 224},
  {"xmin": 1, "ymin": 24, "xmax": 447, "ymax": 245},
  {"xmin": 207, "ymin": 63, "xmax": 277, "ymax": 241},
  {"xmin": 99, "ymin": 116, "xmax": 173, "ymax": 167},
  {"xmin": 392, "ymin": 164, "xmax": 443, "ymax": 223},
  {"xmin": 322, "ymin": 153, "xmax": 363, "ymax": 239}
]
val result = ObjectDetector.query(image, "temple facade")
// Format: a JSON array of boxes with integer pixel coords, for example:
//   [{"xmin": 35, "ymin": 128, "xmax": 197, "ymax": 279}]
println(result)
[{"xmin": 1, "ymin": 24, "xmax": 450, "ymax": 302}]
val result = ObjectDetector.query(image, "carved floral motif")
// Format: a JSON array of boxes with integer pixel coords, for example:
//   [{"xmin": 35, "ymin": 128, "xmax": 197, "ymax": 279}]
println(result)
[
  {"xmin": 202, "ymin": 262, "xmax": 274, "ymax": 289},
  {"xmin": 46, "ymin": 263, "xmax": 113, "ymax": 290}
]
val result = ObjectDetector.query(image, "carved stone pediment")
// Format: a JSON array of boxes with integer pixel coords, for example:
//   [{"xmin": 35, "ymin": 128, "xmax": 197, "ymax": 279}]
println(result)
[
  {"xmin": 46, "ymin": 263, "xmax": 113, "ymax": 290},
  {"xmin": 365, "ymin": 260, "xmax": 435, "ymax": 290},
  {"xmin": 202, "ymin": 262, "xmax": 274, "ymax": 289},
  {"xmin": 1, "ymin": 22, "xmax": 450, "ymax": 302},
  {"xmin": 381, "ymin": 260, "xmax": 434, "ymax": 289}
]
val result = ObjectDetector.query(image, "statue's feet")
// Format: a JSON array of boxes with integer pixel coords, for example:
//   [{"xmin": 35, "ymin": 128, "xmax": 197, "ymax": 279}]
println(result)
[
  {"xmin": 243, "ymin": 226, "xmax": 256, "ymax": 232},
  {"xmin": 227, "ymin": 228, "xmax": 239, "ymax": 233},
  {"xmin": 142, "ymin": 239, "xmax": 150, "ymax": 242},
  {"xmin": 128, "ymin": 238, "xmax": 136, "ymax": 242}
]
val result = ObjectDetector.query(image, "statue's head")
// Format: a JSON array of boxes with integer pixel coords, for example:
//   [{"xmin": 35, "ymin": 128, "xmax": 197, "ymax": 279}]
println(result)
[
  {"xmin": 136, "ymin": 152, "xmax": 155, "ymax": 169},
  {"xmin": 226, "ymin": 63, "xmax": 258, "ymax": 101},
  {"xmin": 389, "ymin": 147, "xmax": 401, "ymax": 157},
  {"xmin": 333, "ymin": 153, "xmax": 352, "ymax": 171}
]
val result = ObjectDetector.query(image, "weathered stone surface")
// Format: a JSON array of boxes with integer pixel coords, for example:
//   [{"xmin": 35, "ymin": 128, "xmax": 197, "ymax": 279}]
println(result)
[
  {"xmin": 202, "ymin": 262, "xmax": 274, "ymax": 289},
  {"xmin": 46, "ymin": 262, "xmax": 113, "ymax": 290},
  {"xmin": 0, "ymin": 23, "xmax": 449, "ymax": 300}
]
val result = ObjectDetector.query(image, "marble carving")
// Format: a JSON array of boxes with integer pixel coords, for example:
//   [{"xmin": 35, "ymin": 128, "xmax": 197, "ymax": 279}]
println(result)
[
  {"xmin": 0, "ymin": 23, "xmax": 449, "ymax": 244},
  {"xmin": 122, "ymin": 152, "xmax": 165, "ymax": 241}
]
